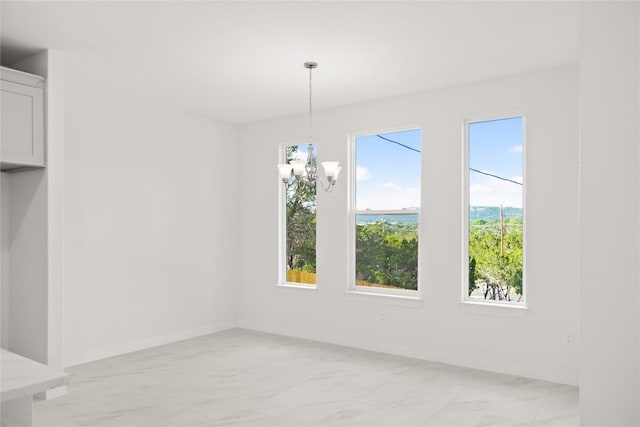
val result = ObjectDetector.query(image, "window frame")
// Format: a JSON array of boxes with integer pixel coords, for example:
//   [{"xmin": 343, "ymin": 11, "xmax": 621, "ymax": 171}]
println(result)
[
  {"xmin": 348, "ymin": 127, "xmax": 422, "ymax": 297},
  {"xmin": 278, "ymin": 141, "xmax": 318, "ymax": 289},
  {"xmin": 462, "ymin": 114, "xmax": 527, "ymax": 306}
]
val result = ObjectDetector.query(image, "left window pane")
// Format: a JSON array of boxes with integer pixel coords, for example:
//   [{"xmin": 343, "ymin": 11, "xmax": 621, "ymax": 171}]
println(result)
[{"xmin": 283, "ymin": 144, "xmax": 317, "ymax": 285}]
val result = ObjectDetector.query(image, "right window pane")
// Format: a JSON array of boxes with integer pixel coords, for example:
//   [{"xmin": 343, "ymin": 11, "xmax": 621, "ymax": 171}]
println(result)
[{"xmin": 468, "ymin": 117, "xmax": 524, "ymax": 303}]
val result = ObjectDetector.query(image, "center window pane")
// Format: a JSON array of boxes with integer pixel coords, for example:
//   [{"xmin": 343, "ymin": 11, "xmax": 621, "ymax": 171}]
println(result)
[
  {"xmin": 356, "ymin": 214, "xmax": 419, "ymax": 290},
  {"xmin": 355, "ymin": 131, "xmax": 421, "ymax": 210},
  {"xmin": 354, "ymin": 129, "xmax": 421, "ymax": 291}
]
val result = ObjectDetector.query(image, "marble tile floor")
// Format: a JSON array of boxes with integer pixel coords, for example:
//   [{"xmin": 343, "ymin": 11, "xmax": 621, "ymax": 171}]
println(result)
[{"xmin": 33, "ymin": 329, "xmax": 578, "ymax": 427}]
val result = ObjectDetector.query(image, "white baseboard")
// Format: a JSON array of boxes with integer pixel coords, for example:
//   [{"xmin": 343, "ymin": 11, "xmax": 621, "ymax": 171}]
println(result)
[
  {"xmin": 35, "ymin": 385, "xmax": 68, "ymax": 401},
  {"xmin": 65, "ymin": 321, "xmax": 237, "ymax": 367},
  {"xmin": 236, "ymin": 320, "xmax": 578, "ymax": 387}
]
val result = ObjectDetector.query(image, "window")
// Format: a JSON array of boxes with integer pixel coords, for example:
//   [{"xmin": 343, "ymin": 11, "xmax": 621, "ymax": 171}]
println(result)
[
  {"xmin": 281, "ymin": 144, "xmax": 316, "ymax": 285},
  {"xmin": 466, "ymin": 117, "xmax": 524, "ymax": 303},
  {"xmin": 352, "ymin": 129, "xmax": 421, "ymax": 292}
]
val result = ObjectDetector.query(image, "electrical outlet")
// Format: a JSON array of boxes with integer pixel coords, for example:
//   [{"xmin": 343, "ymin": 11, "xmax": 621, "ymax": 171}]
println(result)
[
  {"xmin": 563, "ymin": 332, "xmax": 575, "ymax": 346},
  {"xmin": 380, "ymin": 311, "xmax": 386, "ymax": 322}
]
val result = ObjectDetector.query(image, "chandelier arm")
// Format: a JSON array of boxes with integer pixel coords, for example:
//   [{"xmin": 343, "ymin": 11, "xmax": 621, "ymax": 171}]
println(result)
[{"xmin": 317, "ymin": 177, "xmax": 333, "ymax": 193}]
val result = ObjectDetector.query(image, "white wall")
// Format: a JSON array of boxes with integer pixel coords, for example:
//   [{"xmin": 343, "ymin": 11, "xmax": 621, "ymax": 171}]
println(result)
[
  {"xmin": 579, "ymin": 2, "xmax": 639, "ymax": 425},
  {"xmin": 238, "ymin": 66, "xmax": 580, "ymax": 385},
  {"xmin": 1, "ymin": 173, "xmax": 9, "ymax": 348},
  {"xmin": 62, "ymin": 76, "xmax": 239, "ymax": 366}
]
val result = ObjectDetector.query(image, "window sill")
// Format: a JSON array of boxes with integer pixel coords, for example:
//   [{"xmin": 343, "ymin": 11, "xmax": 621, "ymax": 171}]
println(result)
[
  {"xmin": 344, "ymin": 290, "xmax": 423, "ymax": 307},
  {"xmin": 457, "ymin": 300, "xmax": 528, "ymax": 318},
  {"xmin": 275, "ymin": 283, "xmax": 318, "ymax": 296}
]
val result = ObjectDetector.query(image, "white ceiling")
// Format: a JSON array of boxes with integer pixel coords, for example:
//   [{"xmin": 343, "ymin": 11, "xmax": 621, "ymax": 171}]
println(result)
[{"xmin": 1, "ymin": 1, "xmax": 580, "ymax": 124}]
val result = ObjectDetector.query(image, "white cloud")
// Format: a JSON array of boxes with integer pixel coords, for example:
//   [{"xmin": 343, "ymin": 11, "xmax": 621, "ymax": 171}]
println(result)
[
  {"xmin": 405, "ymin": 187, "xmax": 419, "ymax": 194},
  {"xmin": 469, "ymin": 175, "xmax": 523, "ymax": 208},
  {"xmin": 357, "ymin": 182, "xmax": 420, "ymax": 210},
  {"xmin": 382, "ymin": 182, "xmax": 401, "ymax": 190},
  {"xmin": 290, "ymin": 150, "xmax": 308, "ymax": 161},
  {"xmin": 356, "ymin": 166, "xmax": 371, "ymax": 181},
  {"xmin": 508, "ymin": 145, "xmax": 523, "ymax": 153}
]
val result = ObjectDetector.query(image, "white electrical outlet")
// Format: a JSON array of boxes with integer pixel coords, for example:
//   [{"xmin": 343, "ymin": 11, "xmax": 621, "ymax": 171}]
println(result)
[
  {"xmin": 380, "ymin": 311, "xmax": 386, "ymax": 322},
  {"xmin": 563, "ymin": 332, "xmax": 576, "ymax": 346}
]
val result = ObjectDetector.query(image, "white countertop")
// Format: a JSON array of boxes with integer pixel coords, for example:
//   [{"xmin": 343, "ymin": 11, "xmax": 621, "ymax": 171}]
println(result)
[{"xmin": 1, "ymin": 349, "xmax": 68, "ymax": 402}]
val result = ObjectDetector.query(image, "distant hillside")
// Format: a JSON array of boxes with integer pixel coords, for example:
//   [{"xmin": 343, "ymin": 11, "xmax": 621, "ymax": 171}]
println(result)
[
  {"xmin": 356, "ymin": 214, "xmax": 418, "ymax": 225},
  {"xmin": 470, "ymin": 206, "xmax": 522, "ymax": 221},
  {"xmin": 355, "ymin": 206, "xmax": 521, "ymax": 225}
]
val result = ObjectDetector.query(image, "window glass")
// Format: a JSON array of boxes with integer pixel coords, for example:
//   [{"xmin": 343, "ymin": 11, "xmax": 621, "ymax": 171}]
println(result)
[
  {"xmin": 467, "ymin": 117, "xmax": 524, "ymax": 303},
  {"xmin": 354, "ymin": 129, "xmax": 421, "ymax": 291},
  {"xmin": 284, "ymin": 144, "xmax": 316, "ymax": 285},
  {"xmin": 356, "ymin": 131, "xmax": 421, "ymax": 211}
]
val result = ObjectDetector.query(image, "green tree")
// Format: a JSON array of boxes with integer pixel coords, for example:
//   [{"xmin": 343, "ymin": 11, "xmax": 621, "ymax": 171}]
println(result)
[
  {"xmin": 355, "ymin": 222, "xmax": 388, "ymax": 283},
  {"xmin": 469, "ymin": 217, "xmax": 523, "ymax": 301},
  {"xmin": 469, "ymin": 256, "xmax": 478, "ymax": 296},
  {"xmin": 285, "ymin": 146, "xmax": 316, "ymax": 273},
  {"xmin": 356, "ymin": 221, "xmax": 418, "ymax": 290}
]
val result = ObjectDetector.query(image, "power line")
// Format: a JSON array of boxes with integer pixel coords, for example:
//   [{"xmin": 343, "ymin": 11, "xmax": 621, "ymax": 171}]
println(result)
[
  {"xmin": 375, "ymin": 134, "xmax": 522, "ymax": 186},
  {"xmin": 376, "ymin": 134, "xmax": 421, "ymax": 153},
  {"xmin": 469, "ymin": 168, "xmax": 522, "ymax": 186}
]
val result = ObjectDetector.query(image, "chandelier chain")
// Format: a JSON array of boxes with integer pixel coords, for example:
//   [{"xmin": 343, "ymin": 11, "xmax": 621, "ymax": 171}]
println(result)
[
  {"xmin": 308, "ymin": 66, "xmax": 313, "ymax": 143},
  {"xmin": 277, "ymin": 61, "xmax": 339, "ymax": 193}
]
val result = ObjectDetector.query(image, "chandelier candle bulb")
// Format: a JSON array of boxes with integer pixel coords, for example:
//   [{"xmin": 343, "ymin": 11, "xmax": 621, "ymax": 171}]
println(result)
[
  {"xmin": 321, "ymin": 161, "xmax": 341, "ymax": 182},
  {"xmin": 333, "ymin": 166, "xmax": 342, "ymax": 182},
  {"xmin": 277, "ymin": 164, "xmax": 293, "ymax": 184},
  {"xmin": 290, "ymin": 160, "xmax": 307, "ymax": 178}
]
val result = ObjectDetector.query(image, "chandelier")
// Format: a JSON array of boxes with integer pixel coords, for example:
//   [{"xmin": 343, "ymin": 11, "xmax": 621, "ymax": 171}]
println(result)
[{"xmin": 277, "ymin": 62, "xmax": 341, "ymax": 192}]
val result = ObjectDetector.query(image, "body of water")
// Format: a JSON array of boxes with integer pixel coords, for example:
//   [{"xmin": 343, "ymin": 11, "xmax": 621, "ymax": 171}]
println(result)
[{"xmin": 356, "ymin": 206, "xmax": 523, "ymax": 225}]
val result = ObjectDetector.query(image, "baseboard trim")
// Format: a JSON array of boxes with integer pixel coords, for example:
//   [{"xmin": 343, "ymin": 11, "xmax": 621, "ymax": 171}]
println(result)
[
  {"xmin": 35, "ymin": 385, "xmax": 68, "ymax": 401},
  {"xmin": 65, "ymin": 321, "xmax": 237, "ymax": 367},
  {"xmin": 236, "ymin": 320, "xmax": 578, "ymax": 387}
]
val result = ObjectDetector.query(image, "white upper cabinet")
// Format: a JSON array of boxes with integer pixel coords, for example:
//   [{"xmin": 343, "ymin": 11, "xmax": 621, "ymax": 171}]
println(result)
[{"xmin": 1, "ymin": 66, "xmax": 45, "ymax": 171}]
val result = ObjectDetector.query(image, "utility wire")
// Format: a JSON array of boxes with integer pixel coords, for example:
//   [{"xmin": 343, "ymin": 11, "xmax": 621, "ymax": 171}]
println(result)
[
  {"xmin": 376, "ymin": 134, "xmax": 421, "ymax": 153},
  {"xmin": 469, "ymin": 168, "xmax": 522, "ymax": 186},
  {"xmin": 375, "ymin": 134, "xmax": 522, "ymax": 186}
]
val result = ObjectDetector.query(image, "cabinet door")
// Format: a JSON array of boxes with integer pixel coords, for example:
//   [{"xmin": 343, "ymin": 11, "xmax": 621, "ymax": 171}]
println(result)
[{"xmin": 1, "ymin": 80, "xmax": 44, "ymax": 169}]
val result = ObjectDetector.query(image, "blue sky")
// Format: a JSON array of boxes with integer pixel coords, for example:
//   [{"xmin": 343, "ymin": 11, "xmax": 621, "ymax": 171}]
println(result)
[
  {"xmin": 290, "ymin": 118, "xmax": 522, "ymax": 210},
  {"xmin": 354, "ymin": 117, "xmax": 523, "ymax": 210},
  {"xmin": 469, "ymin": 117, "xmax": 523, "ymax": 208},
  {"xmin": 356, "ymin": 129, "xmax": 421, "ymax": 210}
]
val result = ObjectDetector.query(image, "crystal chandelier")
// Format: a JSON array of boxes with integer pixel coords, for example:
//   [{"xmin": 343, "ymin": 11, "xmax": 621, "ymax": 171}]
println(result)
[{"xmin": 277, "ymin": 62, "xmax": 341, "ymax": 192}]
